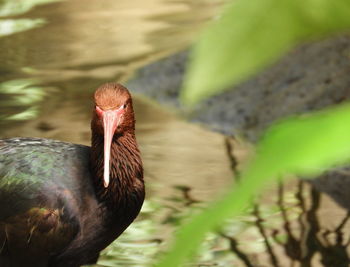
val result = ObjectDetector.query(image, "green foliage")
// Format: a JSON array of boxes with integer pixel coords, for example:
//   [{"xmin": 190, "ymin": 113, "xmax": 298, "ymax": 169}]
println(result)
[
  {"xmin": 157, "ymin": 0, "xmax": 350, "ymax": 266},
  {"xmin": 181, "ymin": 0, "xmax": 350, "ymax": 105},
  {"xmin": 157, "ymin": 103, "xmax": 350, "ymax": 267}
]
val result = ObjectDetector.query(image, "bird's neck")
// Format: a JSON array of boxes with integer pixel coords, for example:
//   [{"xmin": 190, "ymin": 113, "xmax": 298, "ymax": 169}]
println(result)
[{"xmin": 90, "ymin": 130, "xmax": 144, "ymax": 209}]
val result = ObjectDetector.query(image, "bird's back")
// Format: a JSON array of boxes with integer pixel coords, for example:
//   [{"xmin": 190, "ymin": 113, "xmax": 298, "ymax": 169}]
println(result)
[{"xmin": 0, "ymin": 138, "xmax": 94, "ymax": 267}]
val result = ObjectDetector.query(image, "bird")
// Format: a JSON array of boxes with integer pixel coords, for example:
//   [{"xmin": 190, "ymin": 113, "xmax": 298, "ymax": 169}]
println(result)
[{"xmin": 0, "ymin": 83, "xmax": 145, "ymax": 267}]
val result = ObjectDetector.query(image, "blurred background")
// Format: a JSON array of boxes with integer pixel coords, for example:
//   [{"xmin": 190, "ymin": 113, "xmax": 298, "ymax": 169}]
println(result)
[{"xmin": 2, "ymin": 0, "xmax": 350, "ymax": 266}]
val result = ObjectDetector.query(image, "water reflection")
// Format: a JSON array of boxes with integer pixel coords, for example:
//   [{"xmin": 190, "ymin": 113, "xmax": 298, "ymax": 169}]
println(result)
[
  {"xmin": 215, "ymin": 180, "xmax": 350, "ymax": 267},
  {"xmin": 0, "ymin": 0, "xmax": 223, "ymax": 88},
  {"xmin": 0, "ymin": 19, "xmax": 46, "ymax": 37},
  {"xmin": 0, "ymin": 0, "xmax": 59, "ymax": 17},
  {"xmin": 0, "ymin": 79, "xmax": 47, "ymax": 121},
  {"xmin": 0, "ymin": 0, "xmax": 58, "ymax": 37}
]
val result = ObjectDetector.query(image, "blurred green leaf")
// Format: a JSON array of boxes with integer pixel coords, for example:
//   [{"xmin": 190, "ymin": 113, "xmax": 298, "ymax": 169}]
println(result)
[
  {"xmin": 156, "ymin": 103, "xmax": 350, "ymax": 267},
  {"xmin": 182, "ymin": 0, "xmax": 350, "ymax": 105}
]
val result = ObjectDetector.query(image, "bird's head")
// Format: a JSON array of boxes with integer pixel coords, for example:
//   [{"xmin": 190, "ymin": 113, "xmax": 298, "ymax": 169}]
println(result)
[{"xmin": 92, "ymin": 83, "xmax": 135, "ymax": 188}]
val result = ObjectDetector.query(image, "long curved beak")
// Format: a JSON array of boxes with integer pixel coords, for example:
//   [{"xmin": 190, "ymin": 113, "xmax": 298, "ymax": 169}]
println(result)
[{"xmin": 102, "ymin": 109, "xmax": 122, "ymax": 187}]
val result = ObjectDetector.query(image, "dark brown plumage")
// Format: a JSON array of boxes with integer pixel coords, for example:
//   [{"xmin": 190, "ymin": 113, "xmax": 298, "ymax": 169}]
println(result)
[{"xmin": 0, "ymin": 83, "xmax": 145, "ymax": 267}]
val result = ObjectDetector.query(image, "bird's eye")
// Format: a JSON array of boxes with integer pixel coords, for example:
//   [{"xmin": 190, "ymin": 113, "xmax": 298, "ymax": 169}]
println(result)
[{"xmin": 122, "ymin": 104, "xmax": 127, "ymax": 109}]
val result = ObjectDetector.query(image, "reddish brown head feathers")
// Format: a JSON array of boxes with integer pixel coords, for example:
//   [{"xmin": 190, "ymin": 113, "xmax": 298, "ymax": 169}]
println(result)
[
  {"xmin": 94, "ymin": 83, "xmax": 131, "ymax": 110},
  {"xmin": 91, "ymin": 83, "xmax": 136, "ymax": 187}
]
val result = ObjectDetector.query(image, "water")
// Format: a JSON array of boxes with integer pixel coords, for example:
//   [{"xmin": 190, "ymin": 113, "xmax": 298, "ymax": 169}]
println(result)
[{"xmin": 1, "ymin": 1, "xmax": 350, "ymax": 266}]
